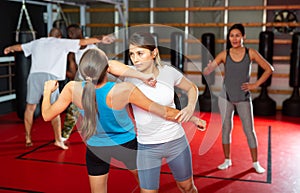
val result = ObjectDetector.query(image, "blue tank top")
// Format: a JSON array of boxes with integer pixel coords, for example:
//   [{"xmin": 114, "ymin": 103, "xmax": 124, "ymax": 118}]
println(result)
[
  {"xmin": 220, "ymin": 48, "xmax": 251, "ymax": 102},
  {"xmin": 85, "ymin": 82, "xmax": 135, "ymax": 147}
]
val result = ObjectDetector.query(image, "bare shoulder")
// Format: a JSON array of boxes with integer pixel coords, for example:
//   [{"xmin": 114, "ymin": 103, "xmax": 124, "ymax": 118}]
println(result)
[
  {"xmin": 65, "ymin": 81, "xmax": 76, "ymax": 91},
  {"xmin": 215, "ymin": 49, "xmax": 227, "ymax": 64},
  {"xmin": 108, "ymin": 82, "xmax": 136, "ymax": 108},
  {"xmin": 248, "ymin": 47, "xmax": 260, "ymax": 59},
  {"xmin": 63, "ymin": 81, "xmax": 83, "ymax": 96}
]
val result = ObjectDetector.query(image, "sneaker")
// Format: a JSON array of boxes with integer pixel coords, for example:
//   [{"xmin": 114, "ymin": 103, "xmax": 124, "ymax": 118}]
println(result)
[
  {"xmin": 253, "ymin": 162, "xmax": 265, "ymax": 174},
  {"xmin": 218, "ymin": 159, "xmax": 232, "ymax": 170}
]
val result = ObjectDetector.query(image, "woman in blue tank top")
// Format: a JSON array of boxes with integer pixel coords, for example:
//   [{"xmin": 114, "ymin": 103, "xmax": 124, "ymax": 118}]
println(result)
[
  {"xmin": 203, "ymin": 23, "xmax": 274, "ymax": 174},
  {"xmin": 41, "ymin": 48, "xmax": 206, "ymax": 192}
]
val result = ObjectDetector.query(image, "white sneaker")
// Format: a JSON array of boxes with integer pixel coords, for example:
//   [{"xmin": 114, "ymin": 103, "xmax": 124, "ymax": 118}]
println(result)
[
  {"xmin": 253, "ymin": 162, "xmax": 265, "ymax": 174},
  {"xmin": 218, "ymin": 159, "xmax": 232, "ymax": 170}
]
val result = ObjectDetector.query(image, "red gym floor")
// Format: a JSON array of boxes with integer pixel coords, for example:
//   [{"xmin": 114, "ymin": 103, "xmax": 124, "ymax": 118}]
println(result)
[{"xmin": 0, "ymin": 111, "xmax": 299, "ymax": 193}]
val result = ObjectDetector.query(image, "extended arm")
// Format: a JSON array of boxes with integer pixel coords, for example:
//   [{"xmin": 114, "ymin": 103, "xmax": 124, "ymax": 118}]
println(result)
[
  {"xmin": 79, "ymin": 34, "xmax": 115, "ymax": 46},
  {"xmin": 203, "ymin": 50, "xmax": 226, "ymax": 75},
  {"xmin": 97, "ymin": 34, "xmax": 115, "ymax": 44},
  {"xmin": 108, "ymin": 60, "xmax": 156, "ymax": 86},
  {"xmin": 4, "ymin": 44, "xmax": 23, "ymax": 54},
  {"xmin": 127, "ymin": 83, "xmax": 206, "ymax": 129},
  {"xmin": 79, "ymin": 37, "xmax": 101, "ymax": 46}
]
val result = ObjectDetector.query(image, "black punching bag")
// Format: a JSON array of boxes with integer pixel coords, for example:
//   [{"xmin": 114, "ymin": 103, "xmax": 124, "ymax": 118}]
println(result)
[
  {"xmin": 14, "ymin": 31, "xmax": 40, "ymax": 119},
  {"xmin": 198, "ymin": 33, "xmax": 218, "ymax": 112},
  {"xmin": 282, "ymin": 32, "xmax": 300, "ymax": 117},
  {"xmin": 171, "ymin": 32, "xmax": 184, "ymax": 72},
  {"xmin": 151, "ymin": 32, "xmax": 159, "ymax": 48},
  {"xmin": 170, "ymin": 32, "xmax": 187, "ymax": 109},
  {"xmin": 253, "ymin": 31, "xmax": 276, "ymax": 116}
]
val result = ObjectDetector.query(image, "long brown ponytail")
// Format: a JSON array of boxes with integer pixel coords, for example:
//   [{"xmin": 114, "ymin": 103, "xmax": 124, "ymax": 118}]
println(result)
[{"xmin": 78, "ymin": 48, "xmax": 109, "ymax": 140}]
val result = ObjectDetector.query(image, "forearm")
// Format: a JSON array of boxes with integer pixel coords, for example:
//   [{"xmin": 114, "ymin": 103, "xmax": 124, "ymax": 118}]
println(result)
[
  {"xmin": 108, "ymin": 60, "xmax": 145, "ymax": 79},
  {"xmin": 203, "ymin": 60, "xmax": 218, "ymax": 75},
  {"xmin": 4, "ymin": 44, "xmax": 22, "ymax": 54},
  {"xmin": 42, "ymin": 90, "xmax": 56, "ymax": 121},
  {"xmin": 255, "ymin": 68, "xmax": 273, "ymax": 87},
  {"xmin": 153, "ymin": 104, "xmax": 206, "ymax": 128},
  {"xmin": 186, "ymin": 84, "xmax": 198, "ymax": 110},
  {"xmin": 154, "ymin": 104, "xmax": 180, "ymax": 122},
  {"xmin": 79, "ymin": 38, "xmax": 100, "ymax": 46},
  {"xmin": 130, "ymin": 86, "xmax": 180, "ymax": 122}
]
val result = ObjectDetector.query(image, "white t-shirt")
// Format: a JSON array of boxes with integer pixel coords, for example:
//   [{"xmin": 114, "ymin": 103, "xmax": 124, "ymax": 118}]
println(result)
[
  {"xmin": 21, "ymin": 37, "xmax": 80, "ymax": 80},
  {"xmin": 125, "ymin": 64, "xmax": 185, "ymax": 144},
  {"xmin": 74, "ymin": 44, "xmax": 98, "ymax": 65},
  {"xmin": 74, "ymin": 44, "xmax": 98, "ymax": 80}
]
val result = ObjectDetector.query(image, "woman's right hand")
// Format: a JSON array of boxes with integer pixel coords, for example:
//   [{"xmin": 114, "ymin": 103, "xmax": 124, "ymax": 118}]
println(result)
[
  {"xmin": 203, "ymin": 60, "xmax": 217, "ymax": 75},
  {"xmin": 143, "ymin": 73, "xmax": 157, "ymax": 87}
]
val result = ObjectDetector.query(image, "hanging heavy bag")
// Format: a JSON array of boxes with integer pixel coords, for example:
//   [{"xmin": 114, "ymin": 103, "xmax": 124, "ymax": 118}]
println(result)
[{"xmin": 14, "ymin": 1, "xmax": 40, "ymax": 119}]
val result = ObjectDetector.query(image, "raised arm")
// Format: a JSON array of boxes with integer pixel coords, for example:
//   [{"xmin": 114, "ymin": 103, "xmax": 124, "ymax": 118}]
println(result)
[
  {"xmin": 4, "ymin": 44, "xmax": 23, "ymax": 54},
  {"xmin": 79, "ymin": 34, "xmax": 115, "ymax": 47},
  {"xmin": 93, "ymin": 34, "xmax": 115, "ymax": 44},
  {"xmin": 79, "ymin": 37, "xmax": 101, "ymax": 46},
  {"xmin": 42, "ymin": 80, "xmax": 76, "ymax": 121},
  {"xmin": 108, "ymin": 60, "xmax": 156, "ymax": 86}
]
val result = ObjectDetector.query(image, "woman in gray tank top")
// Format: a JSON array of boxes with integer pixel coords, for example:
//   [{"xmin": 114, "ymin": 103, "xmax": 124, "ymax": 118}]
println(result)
[{"xmin": 203, "ymin": 23, "xmax": 274, "ymax": 173}]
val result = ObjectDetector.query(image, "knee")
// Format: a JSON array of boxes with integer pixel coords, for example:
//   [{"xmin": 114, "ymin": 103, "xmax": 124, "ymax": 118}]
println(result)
[{"xmin": 25, "ymin": 104, "xmax": 36, "ymax": 113}]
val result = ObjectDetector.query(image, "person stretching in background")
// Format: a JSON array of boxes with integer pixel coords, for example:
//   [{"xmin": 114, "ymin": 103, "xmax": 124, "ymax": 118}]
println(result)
[{"xmin": 4, "ymin": 28, "xmax": 105, "ymax": 149}]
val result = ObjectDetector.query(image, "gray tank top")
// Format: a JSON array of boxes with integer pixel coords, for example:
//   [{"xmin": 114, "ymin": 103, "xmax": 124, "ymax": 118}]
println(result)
[{"xmin": 220, "ymin": 48, "xmax": 251, "ymax": 102}]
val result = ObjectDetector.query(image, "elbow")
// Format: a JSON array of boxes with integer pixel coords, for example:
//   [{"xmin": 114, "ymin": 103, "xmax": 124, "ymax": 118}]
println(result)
[
  {"xmin": 42, "ymin": 114, "xmax": 50, "ymax": 122},
  {"xmin": 267, "ymin": 67, "xmax": 274, "ymax": 76},
  {"xmin": 42, "ymin": 110, "xmax": 52, "ymax": 122},
  {"xmin": 193, "ymin": 84, "xmax": 199, "ymax": 95},
  {"xmin": 268, "ymin": 64, "xmax": 275, "ymax": 73},
  {"xmin": 263, "ymin": 66, "xmax": 274, "ymax": 77}
]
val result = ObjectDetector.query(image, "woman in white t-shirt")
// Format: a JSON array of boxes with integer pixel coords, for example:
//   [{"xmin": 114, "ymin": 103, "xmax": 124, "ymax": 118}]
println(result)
[{"xmin": 112, "ymin": 32, "xmax": 201, "ymax": 193}]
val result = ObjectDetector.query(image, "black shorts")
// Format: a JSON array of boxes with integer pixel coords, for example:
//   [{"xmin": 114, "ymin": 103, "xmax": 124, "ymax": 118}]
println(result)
[{"xmin": 86, "ymin": 138, "xmax": 137, "ymax": 176}]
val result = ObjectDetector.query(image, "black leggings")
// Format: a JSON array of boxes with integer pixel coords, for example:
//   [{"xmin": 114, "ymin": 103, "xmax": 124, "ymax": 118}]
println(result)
[{"xmin": 86, "ymin": 138, "xmax": 137, "ymax": 176}]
